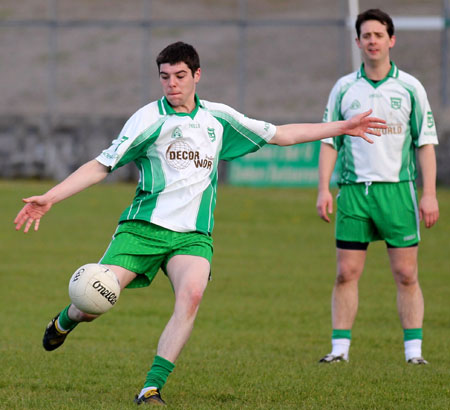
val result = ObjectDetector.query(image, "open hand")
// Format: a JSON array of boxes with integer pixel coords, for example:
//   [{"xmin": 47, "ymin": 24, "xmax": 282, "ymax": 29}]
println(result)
[
  {"xmin": 344, "ymin": 109, "xmax": 387, "ymax": 143},
  {"xmin": 14, "ymin": 196, "xmax": 53, "ymax": 232}
]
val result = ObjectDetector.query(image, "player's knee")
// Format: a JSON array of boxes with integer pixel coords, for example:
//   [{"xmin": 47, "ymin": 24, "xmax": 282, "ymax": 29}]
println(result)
[
  {"xmin": 336, "ymin": 264, "xmax": 362, "ymax": 284},
  {"xmin": 187, "ymin": 287, "xmax": 205, "ymax": 308},
  {"xmin": 394, "ymin": 268, "xmax": 418, "ymax": 287},
  {"xmin": 176, "ymin": 286, "xmax": 205, "ymax": 317}
]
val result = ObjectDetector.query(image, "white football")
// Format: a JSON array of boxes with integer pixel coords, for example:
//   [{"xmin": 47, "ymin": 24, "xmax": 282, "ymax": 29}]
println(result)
[{"xmin": 68, "ymin": 264, "xmax": 121, "ymax": 315}]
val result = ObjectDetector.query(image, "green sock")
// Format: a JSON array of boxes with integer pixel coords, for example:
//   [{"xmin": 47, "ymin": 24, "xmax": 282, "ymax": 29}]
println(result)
[
  {"xmin": 58, "ymin": 304, "xmax": 79, "ymax": 331},
  {"xmin": 144, "ymin": 355, "xmax": 175, "ymax": 390},
  {"xmin": 332, "ymin": 329, "xmax": 352, "ymax": 340},
  {"xmin": 403, "ymin": 328, "xmax": 422, "ymax": 341}
]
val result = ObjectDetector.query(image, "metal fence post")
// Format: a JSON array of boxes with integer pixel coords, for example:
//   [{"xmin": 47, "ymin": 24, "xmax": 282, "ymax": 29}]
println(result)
[
  {"xmin": 44, "ymin": 0, "xmax": 58, "ymax": 178},
  {"xmin": 237, "ymin": 0, "xmax": 247, "ymax": 113},
  {"xmin": 141, "ymin": 0, "xmax": 152, "ymax": 106},
  {"xmin": 47, "ymin": 0, "xmax": 58, "ymax": 123},
  {"xmin": 442, "ymin": 0, "xmax": 449, "ymax": 106}
]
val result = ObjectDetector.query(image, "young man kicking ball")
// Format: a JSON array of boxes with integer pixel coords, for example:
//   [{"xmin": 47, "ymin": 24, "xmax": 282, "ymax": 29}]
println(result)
[{"xmin": 15, "ymin": 41, "xmax": 386, "ymax": 405}]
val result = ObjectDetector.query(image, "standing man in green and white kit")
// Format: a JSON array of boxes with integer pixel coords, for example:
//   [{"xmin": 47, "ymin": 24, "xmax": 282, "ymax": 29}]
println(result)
[
  {"xmin": 15, "ymin": 41, "xmax": 386, "ymax": 406},
  {"xmin": 316, "ymin": 9, "xmax": 439, "ymax": 365}
]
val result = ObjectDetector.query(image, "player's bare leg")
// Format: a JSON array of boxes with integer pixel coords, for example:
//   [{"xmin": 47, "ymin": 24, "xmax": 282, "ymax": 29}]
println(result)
[
  {"xmin": 135, "ymin": 255, "xmax": 210, "ymax": 405},
  {"xmin": 332, "ymin": 249, "xmax": 367, "ymax": 329},
  {"xmin": 43, "ymin": 265, "xmax": 136, "ymax": 351},
  {"xmin": 388, "ymin": 246, "xmax": 426, "ymax": 363},
  {"xmin": 157, "ymin": 255, "xmax": 210, "ymax": 362},
  {"xmin": 387, "ymin": 246, "xmax": 422, "ymax": 328},
  {"xmin": 320, "ymin": 249, "xmax": 366, "ymax": 363}
]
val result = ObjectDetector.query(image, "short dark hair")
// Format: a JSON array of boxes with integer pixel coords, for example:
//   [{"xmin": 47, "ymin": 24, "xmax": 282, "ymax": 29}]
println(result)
[
  {"xmin": 355, "ymin": 9, "xmax": 395, "ymax": 38},
  {"xmin": 156, "ymin": 42, "xmax": 200, "ymax": 76}
]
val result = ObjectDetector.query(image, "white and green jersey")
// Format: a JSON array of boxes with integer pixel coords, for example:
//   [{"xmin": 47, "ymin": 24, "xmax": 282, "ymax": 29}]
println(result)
[
  {"xmin": 322, "ymin": 62, "xmax": 438, "ymax": 184},
  {"xmin": 96, "ymin": 95, "xmax": 276, "ymax": 234}
]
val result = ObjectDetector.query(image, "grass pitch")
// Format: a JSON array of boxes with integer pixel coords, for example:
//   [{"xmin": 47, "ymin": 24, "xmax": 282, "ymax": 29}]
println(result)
[{"xmin": 1, "ymin": 180, "xmax": 449, "ymax": 409}]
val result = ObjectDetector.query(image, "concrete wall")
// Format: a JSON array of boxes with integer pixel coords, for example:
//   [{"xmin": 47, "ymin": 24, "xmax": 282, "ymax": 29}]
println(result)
[{"xmin": 0, "ymin": 115, "xmax": 135, "ymax": 182}]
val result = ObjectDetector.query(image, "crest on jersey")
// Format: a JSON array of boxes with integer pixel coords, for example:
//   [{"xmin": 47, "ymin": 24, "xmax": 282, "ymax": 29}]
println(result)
[
  {"xmin": 427, "ymin": 111, "xmax": 434, "ymax": 128},
  {"xmin": 390, "ymin": 97, "xmax": 402, "ymax": 110},
  {"xmin": 350, "ymin": 100, "xmax": 361, "ymax": 110},
  {"xmin": 207, "ymin": 127, "xmax": 216, "ymax": 142},
  {"xmin": 171, "ymin": 126, "xmax": 183, "ymax": 139}
]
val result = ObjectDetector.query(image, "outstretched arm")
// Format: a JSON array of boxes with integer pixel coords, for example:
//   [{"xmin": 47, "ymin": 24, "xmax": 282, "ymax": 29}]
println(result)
[
  {"xmin": 418, "ymin": 144, "xmax": 439, "ymax": 228},
  {"xmin": 14, "ymin": 159, "xmax": 109, "ymax": 233},
  {"xmin": 269, "ymin": 109, "xmax": 386, "ymax": 146}
]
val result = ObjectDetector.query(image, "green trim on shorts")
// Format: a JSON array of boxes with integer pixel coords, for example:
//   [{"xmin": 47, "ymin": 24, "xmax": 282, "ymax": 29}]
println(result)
[
  {"xmin": 336, "ymin": 182, "xmax": 420, "ymax": 247},
  {"xmin": 100, "ymin": 221, "xmax": 213, "ymax": 289}
]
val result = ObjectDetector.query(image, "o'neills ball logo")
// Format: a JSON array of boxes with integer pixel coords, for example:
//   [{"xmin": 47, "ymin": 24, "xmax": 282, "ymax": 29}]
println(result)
[
  {"xmin": 92, "ymin": 280, "xmax": 118, "ymax": 306},
  {"xmin": 71, "ymin": 268, "xmax": 84, "ymax": 282}
]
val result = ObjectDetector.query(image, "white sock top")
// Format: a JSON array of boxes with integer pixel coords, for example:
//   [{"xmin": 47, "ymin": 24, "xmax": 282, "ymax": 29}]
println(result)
[
  {"xmin": 404, "ymin": 339, "xmax": 422, "ymax": 361},
  {"xmin": 331, "ymin": 338, "xmax": 351, "ymax": 360}
]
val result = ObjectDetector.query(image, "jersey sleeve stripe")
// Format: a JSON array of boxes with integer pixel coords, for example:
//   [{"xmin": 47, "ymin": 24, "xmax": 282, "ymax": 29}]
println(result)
[{"xmin": 209, "ymin": 110, "xmax": 267, "ymax": 147}]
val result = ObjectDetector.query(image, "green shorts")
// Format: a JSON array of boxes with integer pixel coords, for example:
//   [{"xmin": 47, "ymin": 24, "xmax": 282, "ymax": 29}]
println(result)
[
  {"xmin": 336, "ymin": 181, "xmax": 420, "ymax": 248},
  {"xmin": 100, "ymin": 220, "xmax": 213, "ymax": 289}
]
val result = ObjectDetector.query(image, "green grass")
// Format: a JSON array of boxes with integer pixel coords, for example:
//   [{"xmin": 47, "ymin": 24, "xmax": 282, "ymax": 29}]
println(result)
[{"xmin": 1, "ymin": 180, "xmax": 449, "ymax": 409}]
